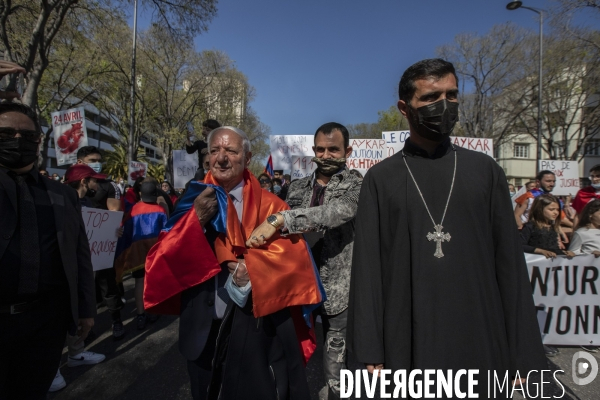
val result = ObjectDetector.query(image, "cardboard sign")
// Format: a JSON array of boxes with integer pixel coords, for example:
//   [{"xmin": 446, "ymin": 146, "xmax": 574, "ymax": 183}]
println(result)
[
  {"xmin": 51, "ymin": 107, "xmax": 88, "ymax": 166},
  {"xmin": 173, "ymin": 150, "xmax": 199, "ymax": 189},
  {"xmin": 270, "ymin": 135, "xmax": 313, "ymax": 170},
  {"xmin": 128, "ymin": 161, "xmax": 148, "ymax": 185},
  {"xmin": 539, "ymin": 160, "xmax": 580, "ymax": 196},
  {"xmin": 382, "ymin": 131, "xmax": 494, "ymax": 158},
  {"xmin": 346, "ymin": 138, "xmax": 386, "ymax": 176},
  {"xmin": 291, "ymin": 156, "xmax": 317, "ymax": 179},
  {"xmin": 526, "ymin": 253, "xmax": 600, "ymax": 346},
  {"xmin": 82, "ymin": 207, "xmax": 123, "ymax": 271}
]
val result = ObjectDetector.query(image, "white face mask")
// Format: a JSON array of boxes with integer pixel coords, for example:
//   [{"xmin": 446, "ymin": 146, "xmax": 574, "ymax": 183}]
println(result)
[
  {"xmin": 54, "ymin": 176, "xmax": 60, "ymax": 181},
  {"xmin": 592, "ymin": 183, "xmax": 600, "ymax": 190},
  {"xmin": 87, "ymin": 162, "xmax": 102, "ymax": 173}
]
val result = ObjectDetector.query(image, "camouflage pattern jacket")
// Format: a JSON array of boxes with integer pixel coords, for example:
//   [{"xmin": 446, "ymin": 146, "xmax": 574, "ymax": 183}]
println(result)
[{"xmin": 280, "ymin": 169, "xmax": 362, "ymax": 315}]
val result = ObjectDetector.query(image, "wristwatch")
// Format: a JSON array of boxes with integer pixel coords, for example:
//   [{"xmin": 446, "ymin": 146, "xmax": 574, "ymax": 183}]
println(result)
[{"xmin": 267, "ymin": 214, "xmax": 281, "ymax": 229}]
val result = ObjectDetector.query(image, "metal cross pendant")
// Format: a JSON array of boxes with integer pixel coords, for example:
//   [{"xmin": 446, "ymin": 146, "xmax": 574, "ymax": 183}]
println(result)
[{"xmin": 426, "ymin": 224, "xmax": 451, "ymax": 258}]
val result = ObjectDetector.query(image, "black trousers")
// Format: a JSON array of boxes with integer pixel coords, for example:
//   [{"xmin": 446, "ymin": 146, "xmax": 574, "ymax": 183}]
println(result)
[
  {"xmin": 208, "ymin": 299, "xmax": 311, "ymax": 400},
  {"xmin": 187, "ymin": 319, "xmax": 221, "ymax": 400},
  {"xmin": 0, "ymin": 294, "xmax": 71, "ymax": 400},
  {"xmin": 95, "ymin": 267, "xmax": 124, "ymax": 320}
]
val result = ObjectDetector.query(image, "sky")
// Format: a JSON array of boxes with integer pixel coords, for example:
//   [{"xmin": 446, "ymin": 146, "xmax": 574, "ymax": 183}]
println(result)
[{"xmin": 136, "ymin": 0, "xmax": 598, "ymax": 135}]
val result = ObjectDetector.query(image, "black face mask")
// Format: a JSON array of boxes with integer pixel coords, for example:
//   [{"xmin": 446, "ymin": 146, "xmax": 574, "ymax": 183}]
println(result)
[
  {"xmin": 408, "ymin": 99, "xmax": 459, "ymax": 142},
  {"xmin": 86, "ymin": 188, "xmax": 97, "ymax": 198},
  {"xmin": 0, "ymin": 137, "xmax": 39, "ymax": 169},
  {"xmin": 312, "ymin": 157, "xmax": 346, "ymax": 177}
]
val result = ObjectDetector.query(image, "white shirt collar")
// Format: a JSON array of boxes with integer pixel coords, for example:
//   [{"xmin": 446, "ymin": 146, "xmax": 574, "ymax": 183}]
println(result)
[{"xmin": 228, "ymin": 179, "xmax": 244, "ymax": 201}]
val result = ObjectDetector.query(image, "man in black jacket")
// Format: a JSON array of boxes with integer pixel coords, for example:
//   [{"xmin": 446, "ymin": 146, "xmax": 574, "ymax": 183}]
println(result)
[
  {"xmin": 185, "ymin": 119, "xmax": 220, "ymax": 165},
  {"xmin": 0, "ymin": 102, "xmax": 96, "ymax": 399}
]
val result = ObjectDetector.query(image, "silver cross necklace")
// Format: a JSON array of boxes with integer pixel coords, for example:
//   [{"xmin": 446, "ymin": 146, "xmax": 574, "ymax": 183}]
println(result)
[{"xmin": 402, "ymin": 148, "xmax": 457, "ymax": 258}]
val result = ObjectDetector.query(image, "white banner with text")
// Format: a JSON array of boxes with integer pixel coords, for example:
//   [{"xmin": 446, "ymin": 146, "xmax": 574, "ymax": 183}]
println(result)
[
  {"xmin": 173, "ymin": 150, "xmax": 199, "ymax": 189},
  {"xmin": 539, "ymin": 160, "xmax": 580, "ymax": 196},
  {"xmin": 526, "ymin": 253, "xmax": 600, "ymax": 346},
  {"xmin": 82, "ymin": 207, "xmax": 123, "ymax": 271}
]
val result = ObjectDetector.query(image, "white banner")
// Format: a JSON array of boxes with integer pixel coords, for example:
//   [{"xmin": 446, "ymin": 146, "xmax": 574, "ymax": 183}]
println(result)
[
  {"xmin": 539, "ymin": 160, "xmax": 580, "ymax": 196},
  {"xmin": 382, "ymin": 131, "xmax": 494, "ymax": 158},
  {"xmin": 82, "ymin": 207, "xmax": 123, "ymax": 271},
  {"xmin": 270, "ymin": 135, "xmax": 313, "ymax": 171},
  {"xmin": 51, "ymin": 107, "xmax": 88, "ymax": 166},
  {"xmin": 173, "ymin": 150, "xmax": 199, "ymax": 189},
  {"xmin": 526, "ymin": 253, "xmax": 600, "ymax": 346},
  {"xmin": 128, "ymin": 161, "xmax": 148, "ymax": 185},
  {"xmin": 291, "ymin": 156, "xmax": 317, "ymax": 179},
  {"xmin": 346, "ymin": 138, "xmax": 386, "ymax": 177}
]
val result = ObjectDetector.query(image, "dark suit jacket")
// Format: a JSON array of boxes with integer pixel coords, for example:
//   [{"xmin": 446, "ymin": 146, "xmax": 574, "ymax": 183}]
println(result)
[
  {"xmin": 178, "ymin": 226, "xmax": 227, "ymax": 361},
  {"xmin": 0, "ymin": 168, "xmax": 96, "ymax": 322}
]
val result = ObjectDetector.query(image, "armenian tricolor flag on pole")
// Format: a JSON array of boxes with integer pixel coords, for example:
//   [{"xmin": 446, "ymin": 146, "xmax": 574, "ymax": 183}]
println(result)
[{"xmin": 264, "ymin": 154, "xmax": 274, "ymax": 177}]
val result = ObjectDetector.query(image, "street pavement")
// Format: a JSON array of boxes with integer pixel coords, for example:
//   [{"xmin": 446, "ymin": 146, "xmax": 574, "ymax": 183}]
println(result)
[{"xmin": 50, "ymin": 276, "xmax": 600, "ymax": 399}]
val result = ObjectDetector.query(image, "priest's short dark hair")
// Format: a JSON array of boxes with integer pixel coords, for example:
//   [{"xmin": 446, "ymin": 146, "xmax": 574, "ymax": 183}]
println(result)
[
  {"xmin": 314, "ymin": 122, "xmax": 349, "ymax": 148},
  {"xmin": 398, "ymin": 58, "xmax": 459, "ymax": 104}
]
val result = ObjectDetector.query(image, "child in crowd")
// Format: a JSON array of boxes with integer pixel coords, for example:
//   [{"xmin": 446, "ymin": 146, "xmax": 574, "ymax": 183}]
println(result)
[
  {"xmin": 520, "ymin": 194, "xmax": 575, "ymax": 357},
  {"xmin": 520, "ymin": 194, "xmax": 575, "ymax": 259}
]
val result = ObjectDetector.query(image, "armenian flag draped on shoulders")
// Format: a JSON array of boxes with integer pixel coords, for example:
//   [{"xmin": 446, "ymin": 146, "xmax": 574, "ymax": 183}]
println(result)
[{"xmin": 143, "ymin": 169, "xmax": 325, "ymax": 363}]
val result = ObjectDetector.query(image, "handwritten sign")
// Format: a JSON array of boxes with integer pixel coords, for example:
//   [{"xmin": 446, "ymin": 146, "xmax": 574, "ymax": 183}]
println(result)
[
  {"xmin": 270, "ymin": 135, "xmax": 313, "ymax": 170},
  {"xmin": 527, "ymin": 253, "xmax": 600, "ymax": 345},
  {"xmin": 291, "ymin": 156, "xmax": 317, "ymax": 179},
  {"xmin": 539, "ymin": 160, "xmax": 580, "ymax": 196},
  {"xmin": 173, "ymin": 150, "xmax": 199, "ymax": 189},
  {"xmin": 128, "ymin": 161, "xmax": 148, "ymax": 185},
  {"xmin": 382, "ymin": 131, "xmax": 494, "ymax": 157},
  {"xmin": 347, "ymin": 139, "xmax": 386, "ymax": 176},
  {"xmin": 82, "ymin": 207, "xmax": 123, "ymax": 271},
  {"xmin": 51, "ymin": 107, "xmax": 88, "ymax": 166}
]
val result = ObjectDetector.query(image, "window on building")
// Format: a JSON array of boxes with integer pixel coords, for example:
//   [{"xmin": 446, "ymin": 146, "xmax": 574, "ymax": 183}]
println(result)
[
  {"xmin": 515, "ymin": 178, "xmax": 523, "ymax": 187},
  {"xmin": 514, "ymin": 144, "xmax": 529, "ymax": 158},
  {"xmin": 585, "ymin": 139, "xmax": 600, "ymax": 156}
]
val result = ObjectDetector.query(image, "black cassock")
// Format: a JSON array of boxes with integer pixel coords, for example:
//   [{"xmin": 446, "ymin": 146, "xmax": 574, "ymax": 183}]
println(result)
[{"xmin": 347, "ymin": 138, "xmax": 546, "ymax": 397}]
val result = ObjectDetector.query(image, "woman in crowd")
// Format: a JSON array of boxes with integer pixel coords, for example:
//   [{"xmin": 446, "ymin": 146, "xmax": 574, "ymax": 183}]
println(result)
[
  {"xmin": 161, "ymin": 180, "xmax": 179, "ymax": 204},
  {"xmin": 258, "ymin": 173, "xmax": 273, "ymax": 193},
  {"xmin": 520, "ymin": 194, "xmax": 575, "ymax": 259},
  {"xmin": 569, "ymin": 199, "xmax": 600, "ymax": 257},
  {"xmin": 569, "ymin": 199, "xmax": 600, "ymax": 352}
]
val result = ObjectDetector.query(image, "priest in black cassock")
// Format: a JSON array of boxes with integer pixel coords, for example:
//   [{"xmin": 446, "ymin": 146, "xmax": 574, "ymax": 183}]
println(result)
[{"xmin": 347, "ymin": 59, "xmax": 547, "ymax": 397}]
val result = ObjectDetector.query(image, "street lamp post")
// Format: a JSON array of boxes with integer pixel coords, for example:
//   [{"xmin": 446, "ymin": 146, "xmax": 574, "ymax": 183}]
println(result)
[
  {"xmin": 129, "ymin": 0, "xmax": 139, "ymax": 164},
  {"xmin": 507, "ymin": 1, "xmax": 544, "ymax": 173}
]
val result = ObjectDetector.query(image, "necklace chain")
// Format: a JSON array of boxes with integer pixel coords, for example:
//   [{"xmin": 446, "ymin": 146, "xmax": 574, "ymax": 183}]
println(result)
[{"xmin": 402, "ymin": 149, "xmax": 457, "ymax": 229}]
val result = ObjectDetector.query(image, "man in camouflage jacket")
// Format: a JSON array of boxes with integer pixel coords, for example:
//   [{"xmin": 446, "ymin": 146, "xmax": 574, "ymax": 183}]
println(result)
[{"xmin": 246, "ymin": 122, "xmax": 361, "ymax": 399}]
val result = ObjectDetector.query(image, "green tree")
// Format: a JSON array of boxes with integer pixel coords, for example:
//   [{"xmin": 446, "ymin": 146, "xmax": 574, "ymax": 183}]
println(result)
[{"xmin": 0, "ymin": 0, "xmax": 217, "ymax": 109}]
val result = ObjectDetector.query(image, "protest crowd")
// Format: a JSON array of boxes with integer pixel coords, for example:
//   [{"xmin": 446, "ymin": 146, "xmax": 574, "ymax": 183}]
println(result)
[{"xmin": 1, "ymin": 57, "xmax": 599, "ymax": 400}]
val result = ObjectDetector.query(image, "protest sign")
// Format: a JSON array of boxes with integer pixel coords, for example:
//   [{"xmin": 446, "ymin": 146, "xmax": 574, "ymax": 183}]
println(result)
[
  {"xmin": 270, "ymin": 135, "xmax": 313, "ymax": 170},
  {"xmin": 382, "ymin": 131, "xmax": 494, "ymax": 157},
  {"xmin": 82, "ymin": 207, "xmax": 123, "ymax": 271},
  {"xmin": 526, "ymin": 253, "xmax": 600, "ymax": 346},
  {"xmin": 291, "ymin": 156, "xmax": 317, "ymax": 179},
  {"xmin": 128, "ymin": 161, "xmax": 148, "ymax": 185},
  {"xmin": 173, "ymin": 150, "xmax": 199, "ymax": 189},
  {"xmin": 539, "ymin": 160, "xmax": 580, "ymax": 196},
  {"xmin": 51, "ymin": 107, "xmax": 88, "ymax": 166},
  {"xmin": 347, "ymin": 138, "xmax": 386, "ymax": 176}
]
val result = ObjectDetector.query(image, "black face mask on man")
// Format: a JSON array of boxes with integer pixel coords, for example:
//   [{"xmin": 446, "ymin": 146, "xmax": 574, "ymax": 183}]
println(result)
[
  {"xmin": 408, "ymin": 98, "xmax": 459, "ymax": 142},
  {"xmin": 0, "ymin": 136, "xmax": 39, "ymax": 169}
]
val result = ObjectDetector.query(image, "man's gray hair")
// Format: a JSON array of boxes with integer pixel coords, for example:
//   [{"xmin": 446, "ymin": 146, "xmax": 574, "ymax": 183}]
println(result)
[{"xmin": 206, "ymin": 126, "xmax": 252, "ymax": 153}]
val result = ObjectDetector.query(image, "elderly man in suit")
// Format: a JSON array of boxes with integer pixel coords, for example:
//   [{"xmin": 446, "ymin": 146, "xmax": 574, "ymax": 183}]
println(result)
[{"xmin": 0, "ymin": 102, "xmax": 96, "ymax": 399}]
